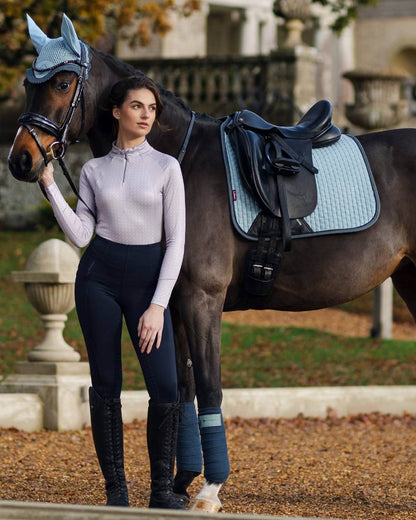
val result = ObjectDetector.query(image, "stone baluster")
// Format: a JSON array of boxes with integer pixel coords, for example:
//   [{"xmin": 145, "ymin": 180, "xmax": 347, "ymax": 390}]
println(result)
[{"xmin": 193, "ymin": 66, "xmax": 203, "ymax": 105}]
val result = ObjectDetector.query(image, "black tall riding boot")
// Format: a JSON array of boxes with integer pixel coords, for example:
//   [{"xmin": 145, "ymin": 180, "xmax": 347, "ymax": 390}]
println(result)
[
  {"xmin": 147, "ymin": 401, "xmax": 186, "ymax": 510},
  {"xmin": 89, "ymin": 387, "xmax": 129, "ymax": 506}
]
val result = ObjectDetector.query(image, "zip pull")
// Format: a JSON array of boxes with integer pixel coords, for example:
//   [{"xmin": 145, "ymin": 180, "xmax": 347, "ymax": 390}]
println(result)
[{"xmin": 122, "ymin": 152, "xmax": 128, "ymax": 183}]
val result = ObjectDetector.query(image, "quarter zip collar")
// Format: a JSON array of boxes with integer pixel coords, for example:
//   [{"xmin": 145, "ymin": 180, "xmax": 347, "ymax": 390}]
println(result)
[
  {"xmin": 110, "ymin": 139, "xmax": 152, "ymax": 158},
  {"xmin": 110, "ymin": 140, "xmax": 151, "ymax": 183}
]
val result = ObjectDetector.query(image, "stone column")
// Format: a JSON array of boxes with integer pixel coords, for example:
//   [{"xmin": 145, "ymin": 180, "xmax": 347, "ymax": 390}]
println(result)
[
  {"xmin": 240, "ymin": 8, "xmax": 260, "ymax": 56},
  {"xmin": 1, "ymin": 239, "xmax": 91, "ymax": 430}
]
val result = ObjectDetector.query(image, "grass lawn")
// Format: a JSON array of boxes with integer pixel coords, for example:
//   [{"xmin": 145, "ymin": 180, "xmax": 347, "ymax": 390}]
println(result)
[{"xmin": 1, "ymin": 230, "xmax": 416, "ymax": 390}]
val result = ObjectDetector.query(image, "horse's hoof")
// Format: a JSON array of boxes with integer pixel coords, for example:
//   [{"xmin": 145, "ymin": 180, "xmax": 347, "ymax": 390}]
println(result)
[
  {"xmin": 175, "ymin": 493, "xmax": 191, "ymax": 507},
  {"xmin": 190, "ymin": 498, "xmax": 222, "ymax": 513}
]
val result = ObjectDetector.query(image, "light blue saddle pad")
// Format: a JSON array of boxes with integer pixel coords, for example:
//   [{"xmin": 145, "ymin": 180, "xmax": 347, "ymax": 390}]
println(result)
[{"xmin": 221, "ymin": 122, "xmax": 380, "ymax": 241}]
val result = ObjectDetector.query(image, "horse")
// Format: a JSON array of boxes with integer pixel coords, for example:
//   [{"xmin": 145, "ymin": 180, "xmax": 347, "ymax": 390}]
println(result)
[{"xmin": 8, "ymin": 15, "xmax": 416, "ymax": 512}]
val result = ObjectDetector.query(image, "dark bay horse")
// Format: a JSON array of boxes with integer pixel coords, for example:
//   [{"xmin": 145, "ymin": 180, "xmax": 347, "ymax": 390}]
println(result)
[{"xmin": 8, "ymin": 17, "xmax": 416, "ymax": 511}]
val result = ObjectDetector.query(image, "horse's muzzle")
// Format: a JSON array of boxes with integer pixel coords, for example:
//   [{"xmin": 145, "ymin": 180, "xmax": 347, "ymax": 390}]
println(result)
[{"xmin": 8, "ymin": 151, "xmax": 39, "ymax": 183}]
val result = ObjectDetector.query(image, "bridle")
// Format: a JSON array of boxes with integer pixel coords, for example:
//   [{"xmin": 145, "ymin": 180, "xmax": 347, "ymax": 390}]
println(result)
[
  {"xmin": 18, "ymin": 43, "xmax": 89, "ymax": 165},
  {"xmin": 17, "ymin": 43, "xmax": 95, "ymax": 217}
]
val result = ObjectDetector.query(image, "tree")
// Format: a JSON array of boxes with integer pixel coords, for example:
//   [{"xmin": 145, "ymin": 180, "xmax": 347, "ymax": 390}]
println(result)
[
  {"xmin": 273, "ymin": 0, "xmax": 379, "ymax": 32},
  {"xmin": 310, "ymin": 0, "xmax": 380, "ymax": 33},
  {"xmin": 0, "ymin": 0, "xmax": 200, "ymax": 100}
]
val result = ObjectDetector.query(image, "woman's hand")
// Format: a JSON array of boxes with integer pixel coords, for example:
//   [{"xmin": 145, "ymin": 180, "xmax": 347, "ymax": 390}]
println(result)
[
  {"xmin": 40, "ymin": 162, "xmax": 55, "ymax": 187},
  {"xmin": 138, "ymin": 303, "xmax": 165, "ymax": 354}
]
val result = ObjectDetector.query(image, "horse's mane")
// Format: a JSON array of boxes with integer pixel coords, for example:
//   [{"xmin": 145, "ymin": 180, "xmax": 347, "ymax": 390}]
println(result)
[{"xmin": 94, "ymin": 47, "xmax": 218, "ymax": 123}]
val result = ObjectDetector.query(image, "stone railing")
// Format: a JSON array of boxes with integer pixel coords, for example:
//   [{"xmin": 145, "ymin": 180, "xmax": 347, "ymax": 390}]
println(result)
[{"xmin": 127, "ymin": 50, "xmax": 315, "ymax": 124}]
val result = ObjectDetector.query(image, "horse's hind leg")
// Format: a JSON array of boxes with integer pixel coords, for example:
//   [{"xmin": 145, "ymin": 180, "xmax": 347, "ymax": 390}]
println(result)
[{"xmin": 391, "ymin": 259, "xmax": 416, "ymax": 324}]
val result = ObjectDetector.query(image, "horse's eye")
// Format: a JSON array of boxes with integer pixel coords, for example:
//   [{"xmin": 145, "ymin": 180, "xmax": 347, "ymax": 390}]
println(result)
[{"xmin": 56, "ymin": 81, "xmax": 70, "ymax": 91}]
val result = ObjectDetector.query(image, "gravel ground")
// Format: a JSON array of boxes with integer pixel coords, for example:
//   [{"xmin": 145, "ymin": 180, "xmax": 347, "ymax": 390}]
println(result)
[
  {"xmin": 1, "ymin": 309, "xmax": 416, "ymax": 519},
  {"xmin": 1, "ymin": 414, "xmax": 416, "ymax": 519}
]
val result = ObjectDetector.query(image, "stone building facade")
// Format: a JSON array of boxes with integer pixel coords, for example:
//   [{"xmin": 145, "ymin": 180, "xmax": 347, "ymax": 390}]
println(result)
[
  {"xmin": 117, "ymin": 0, "xmax": 416, "ymax": 122},
  {"xmin": 116, "ymin": 0, "xmax": 278, "ymax": 59},
  {"xmin": 354, "ymin": 0, "xmax": 416, "ymax": 115}
]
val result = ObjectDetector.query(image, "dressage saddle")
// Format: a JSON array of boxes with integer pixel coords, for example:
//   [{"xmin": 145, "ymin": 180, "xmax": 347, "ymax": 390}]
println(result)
[
  {"xmin": 226, "ymin": 99, "xmax": 341, "ymax": 227},
  {"xmin": 224, "ymin": 99, "xmax": 341, "ymax": 299}
]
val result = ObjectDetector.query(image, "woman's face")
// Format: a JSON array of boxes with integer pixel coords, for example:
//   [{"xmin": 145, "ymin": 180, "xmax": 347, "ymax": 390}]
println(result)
[{"xmin": 112, "ymin": 88, "xmax": 157, "ymax": 144}]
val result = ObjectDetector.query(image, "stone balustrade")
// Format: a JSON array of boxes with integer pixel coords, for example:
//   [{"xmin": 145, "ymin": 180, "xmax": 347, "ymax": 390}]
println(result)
[{"xmin": 128, "ymin": 50, "xmax": 317, "ymax": 124}]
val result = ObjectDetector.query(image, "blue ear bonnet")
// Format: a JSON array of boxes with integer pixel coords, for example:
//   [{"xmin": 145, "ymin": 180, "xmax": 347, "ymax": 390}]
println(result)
[
  {"xmin": 25, "ymin": 14, "xmax": 90, "ymax": 84},
  {"xmin": 27, "ymin": 39, "xmax": 90, "ymax": 84}
]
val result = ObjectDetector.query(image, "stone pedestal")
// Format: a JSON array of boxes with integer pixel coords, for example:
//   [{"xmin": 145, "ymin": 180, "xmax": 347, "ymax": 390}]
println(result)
[
  {"xmin": 11, "ymin": 239, "xmax": 81, "ymax": 362},
  {"xmin": 1, "ymin": 362, "xmax": 91, "ymax": 430},
  {"xmin": 267, "ymin": 45, "xmax": 321, "ymax": 124},
  {"xmin": 2, "ymin": 238, "xmax": 91, "ymax": 430}
]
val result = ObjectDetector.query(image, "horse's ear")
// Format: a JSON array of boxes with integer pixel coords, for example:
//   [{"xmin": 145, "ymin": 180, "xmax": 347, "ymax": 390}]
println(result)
[
  {"xmin": 61, "ymin": 13, "xmax": 81, "ymax": 57},
  {"xmin": 26, "ymin": 14, "xmax": 50, "ymax": 54}
]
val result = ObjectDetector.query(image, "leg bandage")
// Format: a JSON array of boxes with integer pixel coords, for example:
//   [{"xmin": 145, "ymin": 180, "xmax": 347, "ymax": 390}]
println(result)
[
  {"xmin": 176, "ymin": 401, "xmax": 203, "ymax": 473},
  {"xmin": 198, "ymin": 407, "xmax": 230, "ymax": 483}
]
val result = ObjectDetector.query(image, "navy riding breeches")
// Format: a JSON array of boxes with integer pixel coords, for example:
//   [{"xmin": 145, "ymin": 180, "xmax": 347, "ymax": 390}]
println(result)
[{"xmin": 75, "ymin": 235, "xmax": 178, "ymax": 402}]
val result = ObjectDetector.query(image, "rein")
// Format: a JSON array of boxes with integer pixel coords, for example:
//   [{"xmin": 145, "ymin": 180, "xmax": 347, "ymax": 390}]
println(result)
[{"xmin": 178, "ymin": 111, "xmax": 196, "ymax": 165}]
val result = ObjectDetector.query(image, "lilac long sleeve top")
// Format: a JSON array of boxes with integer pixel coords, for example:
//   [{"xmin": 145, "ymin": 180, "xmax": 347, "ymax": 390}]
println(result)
[{"xmin": 45, "ymin": 140, "xmax": 186, "ymax": 308}]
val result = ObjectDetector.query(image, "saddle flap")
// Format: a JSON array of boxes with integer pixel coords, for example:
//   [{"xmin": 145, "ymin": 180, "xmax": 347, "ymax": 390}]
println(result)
[{"xmin": 227, "ymin": 125, "xmax": 317, "ymax": 219}]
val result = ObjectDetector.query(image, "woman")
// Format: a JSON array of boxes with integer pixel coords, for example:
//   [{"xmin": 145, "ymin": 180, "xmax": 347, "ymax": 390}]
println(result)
[{"xmin": 40, "ymin": 75, "xmax": 186, "ymax": 510}]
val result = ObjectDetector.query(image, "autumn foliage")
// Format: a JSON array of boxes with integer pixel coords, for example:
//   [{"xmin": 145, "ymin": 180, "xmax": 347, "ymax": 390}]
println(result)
[{"xmin": 0, "ymin": 0, "xmax": 200, "ymax": 100}]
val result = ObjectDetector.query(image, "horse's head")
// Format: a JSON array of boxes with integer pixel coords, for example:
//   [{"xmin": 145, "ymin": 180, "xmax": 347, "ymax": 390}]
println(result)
[{"xmin": 8, "ymin": 14, "xmax": 91, "ymax": 182}]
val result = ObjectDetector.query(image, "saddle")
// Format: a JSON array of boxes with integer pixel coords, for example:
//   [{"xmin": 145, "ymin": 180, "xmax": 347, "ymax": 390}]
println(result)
[
  {"xmin": 224, "ymin": 99, "xmax": 341, "ymax": 299},
  {"xmin": 226, "ymin": 100, "xmax": 341, "ymax": 228}
]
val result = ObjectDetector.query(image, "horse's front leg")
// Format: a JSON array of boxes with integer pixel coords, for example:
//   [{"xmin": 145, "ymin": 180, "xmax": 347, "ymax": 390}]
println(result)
[
  {"xmin": 180, "ymin": 288, "xmax": 229, "ymax": 512},
  {"xmin": 170, "ymin": 304, "xmax": 203, "ymax": 506}
]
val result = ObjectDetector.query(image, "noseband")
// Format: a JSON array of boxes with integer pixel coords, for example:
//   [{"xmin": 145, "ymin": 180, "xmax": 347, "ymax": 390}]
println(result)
[{"xmin": 18, "ymin": 44, "xmax": 89, "ymax": 165}]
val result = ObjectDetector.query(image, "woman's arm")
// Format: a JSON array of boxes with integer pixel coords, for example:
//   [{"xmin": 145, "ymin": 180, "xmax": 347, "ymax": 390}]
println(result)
[
  {"xmin": 41, "ymin": 162, "xmax": 96, "ymax": 248},
  {"xmin": 137, "ymin": 159, "xmax": 186, "ymax": 354},
  {"xmin": 151, "ymin": 159, "xmax": 186, "ymax": 309}
]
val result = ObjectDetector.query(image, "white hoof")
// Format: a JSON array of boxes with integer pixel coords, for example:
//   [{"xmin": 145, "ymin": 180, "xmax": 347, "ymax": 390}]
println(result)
[
  {"xmin": 190, "ymin": 480, "xmax": 222, "ymax": 513},
  {"xmin": 191, "ymin": 498, "xmax": 222, "ymax": 512}
]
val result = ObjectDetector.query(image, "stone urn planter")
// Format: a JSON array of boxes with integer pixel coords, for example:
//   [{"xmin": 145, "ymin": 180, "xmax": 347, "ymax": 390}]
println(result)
[
  {"xmin": 11, "ymin": 238, "xmax": 80, "ymax": 362},
  {"xmin": 343, "ymin": 70, "xmax": 408, "ymax": 130},
  {"xmin": 273, "ymin": 0, "xmax": 312, "ymax": 47}
]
